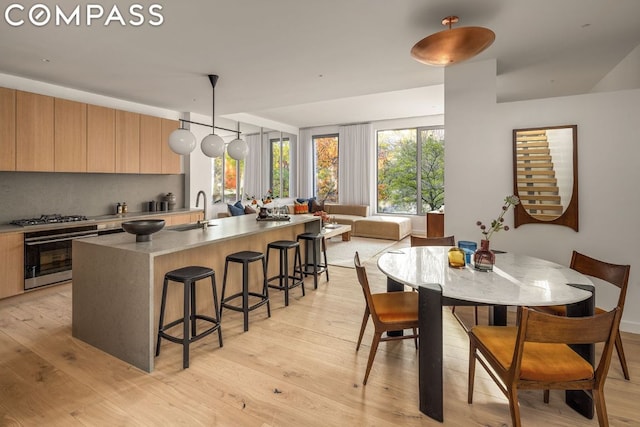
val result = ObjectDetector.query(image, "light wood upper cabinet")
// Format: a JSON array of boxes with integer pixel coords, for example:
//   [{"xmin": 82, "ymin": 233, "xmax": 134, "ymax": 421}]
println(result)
[
  {"xmin": 0, "ymin": 232, "xmax": 24, "ymax": 299},
  {"xmin": 115, "ymin": 110, "xmax": 140, "ymax": 174},
  {"xmin": 161, "ymin": 118, "xmax": 180, "ymax": 174},
  {"xmin": 16, "ymin": 91, "xmax": 54, "ymax": 171},
  {"xmin": 54, "ymin": 98, "xmax": 87, "ymax": 172},
  {"xmin": 139, "ymin": 114, "xmax": 162, "ymax": 174},
  {"xmin": 0, "ymin": 87, "xmax": 16, "ymax": 171},
  {"xmin": 87, "ymin": 105, "xmax": 116, "ymax": 173}
]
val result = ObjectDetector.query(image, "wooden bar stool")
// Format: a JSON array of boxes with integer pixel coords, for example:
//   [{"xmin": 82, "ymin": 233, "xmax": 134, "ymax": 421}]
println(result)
[
  {"xmin": 296, "ymin": 232, "xmax": 329, "ymax": 289},
  {"xmin": 266, "ymin": 240, "xmax": 305, "ymax": 306},
  {"xmin": 220, "ymin": 251, "xmax": 270, "ymax": 332},
  {"xmin": 155, "ymin": 266, "xmax": 223, "ymax": 369}
]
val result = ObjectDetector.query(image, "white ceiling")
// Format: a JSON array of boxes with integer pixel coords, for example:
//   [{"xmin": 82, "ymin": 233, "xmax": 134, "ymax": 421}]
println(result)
[{"xmin": 1, "ymin": 0, "xmax": 639, "ymax": 130}]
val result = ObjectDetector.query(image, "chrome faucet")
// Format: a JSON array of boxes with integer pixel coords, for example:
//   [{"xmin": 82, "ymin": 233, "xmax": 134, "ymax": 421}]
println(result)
[{"xmin": 196, "ymin": 190, "xmax": 208, "ymax": 221}]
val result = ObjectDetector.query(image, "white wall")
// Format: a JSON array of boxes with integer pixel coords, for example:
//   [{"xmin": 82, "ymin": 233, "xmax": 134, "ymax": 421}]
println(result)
[{"xmin": 444, "ymin": 59, "xmax": 640, "ymax": 333}]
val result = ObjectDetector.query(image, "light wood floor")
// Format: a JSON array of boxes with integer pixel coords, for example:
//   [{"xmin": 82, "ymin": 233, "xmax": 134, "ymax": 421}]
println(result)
[{"xmin": 1, "ymin": 238, "xmax": 639, "ymax": 426}]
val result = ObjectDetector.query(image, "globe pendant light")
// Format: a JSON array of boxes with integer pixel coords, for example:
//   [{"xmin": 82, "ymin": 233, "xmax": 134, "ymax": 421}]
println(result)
[
  {"xmin": 168, "ymin": 126, "xmax": 197, "ymax": 155},
  {"xmin": 411, "ymin": 16, "xmax": 495, "ymax": 66},
  {"xmin": 227, "ymin": 122, "xmax": 248, "ymax": 160},
  {"xmin": 201, "ymin": 74, "xmax": 226, "ymax": 158}
]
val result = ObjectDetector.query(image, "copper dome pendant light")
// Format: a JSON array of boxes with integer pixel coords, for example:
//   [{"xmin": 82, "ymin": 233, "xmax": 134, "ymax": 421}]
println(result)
[{"xmin": 411, "ymin": 16, "xmax": 495, "ymax": 66}]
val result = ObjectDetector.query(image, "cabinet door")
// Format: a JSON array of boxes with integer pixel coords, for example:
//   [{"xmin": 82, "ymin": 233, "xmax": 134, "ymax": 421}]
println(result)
[
  {"xmin": 161, "ymin": 118, "xmax": 180, "ymax": 174},
  {"xmin": 139, "ymin": 114, "xmax": 162, "ymax": 174},
  {"xmin": 16, "ymin": 91, "xmax": 54, "ymax": 171},
  {"xmin": 115, "ymin": 110, "xmax": 140, "ymax": 173},
  {"xmin": 87, "ymin": 105, "xmax": 116, "ymax": 172},
  {"xmin": 0, "ymin": 87, "xmax": 16, "ymax": 171},
  {"xmin": 54, "ymin": 98, "xmax": 87, "ymax": 172},
  {"xmin": 0, "ymin": 232, "xmax": 24, "ymax": 299}
]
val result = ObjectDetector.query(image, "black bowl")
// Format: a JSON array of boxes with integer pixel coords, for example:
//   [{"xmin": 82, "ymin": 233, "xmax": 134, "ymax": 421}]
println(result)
[{"xmin": 121, "ymin": 219, "xmax": 165, "ymax": 242}]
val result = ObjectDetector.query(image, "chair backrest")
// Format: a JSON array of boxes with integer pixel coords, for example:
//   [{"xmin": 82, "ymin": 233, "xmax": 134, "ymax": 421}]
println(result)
[
  {"xmin": 570, "ymin": 251, "xmax": 631, "ymax": 310},
  {"xmin": 354, "ymin": 252, "xmax": 378, "ymax": 321},
  {"xmin": 513, "ymin": 306, "xmax": 622, "ymax": 383},
  {"xmin": 411, "ymin": 235, "xmax": 455, "ymax": 247}
]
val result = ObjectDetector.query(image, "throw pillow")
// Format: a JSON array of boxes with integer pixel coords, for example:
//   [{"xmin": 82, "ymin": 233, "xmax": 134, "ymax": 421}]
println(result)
[
  {"xmin": 296, "ymin": 197, "xmax": 316, "ymax": 212},
  {"xmin": 228, "ymin": 201, "xmax": 245, "ymax": 216},
  {"xmin": 293, "ymin": 200, "xmax": 309, "ymax": 214},
  {"xmin": 244, "ymin": 204, "xmax": 256, "ymax": 214}
]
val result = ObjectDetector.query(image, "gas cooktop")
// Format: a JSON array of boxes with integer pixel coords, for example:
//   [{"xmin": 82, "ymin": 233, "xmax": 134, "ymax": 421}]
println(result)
[{"xmin": 10, "ymin": 214, "xmax": 89, "ymax": 227}]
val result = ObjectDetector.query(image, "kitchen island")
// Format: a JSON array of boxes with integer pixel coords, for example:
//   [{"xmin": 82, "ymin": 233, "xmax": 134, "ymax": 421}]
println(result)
[{"xmin": 72, "ymin": 214, "xmax": 320, "ymax": 372}]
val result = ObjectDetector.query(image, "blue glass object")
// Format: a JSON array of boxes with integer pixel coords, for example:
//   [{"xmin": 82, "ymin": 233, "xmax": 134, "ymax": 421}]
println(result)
[{"xmin": 458, "ymin": 240, "xmax": 477, "ymax": 264}]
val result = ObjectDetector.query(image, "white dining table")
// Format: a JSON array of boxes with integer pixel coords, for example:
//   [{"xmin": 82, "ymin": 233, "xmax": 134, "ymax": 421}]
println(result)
[{"xmin": 377, "ymin": 246, "xmax": 595, "ymax": 423}]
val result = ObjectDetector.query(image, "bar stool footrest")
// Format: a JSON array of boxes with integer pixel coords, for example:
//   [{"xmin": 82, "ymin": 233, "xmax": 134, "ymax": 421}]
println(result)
[
  {"xmin": 158, "ymin": 315, "xmax": 221, "ymax": 345},
  {"xmin": 221, "ymin": 292, "xmax": 270, "ymax": 312}
]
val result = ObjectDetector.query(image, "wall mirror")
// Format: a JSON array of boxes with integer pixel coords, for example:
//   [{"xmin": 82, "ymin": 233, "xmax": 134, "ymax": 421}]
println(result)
[{"xmin": 512, "ymin": 124, "xmax": 578, "ymax": 231}]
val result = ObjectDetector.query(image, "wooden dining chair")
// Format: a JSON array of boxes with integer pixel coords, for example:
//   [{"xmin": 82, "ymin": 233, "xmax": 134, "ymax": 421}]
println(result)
[
  {"xmin": 410, "ymin": 235, "xmax": 455, "ymax": 247},
  {"xmin": 534, "ymin": 251, "xmax": 631, "ymax": 380},
  {"xmin": 468, "ymin": 306, "xmax": 622, "ymax": 427},
  {"xmin": 354, "ymin": 251, "xmax": 419, "ymax": 385}
]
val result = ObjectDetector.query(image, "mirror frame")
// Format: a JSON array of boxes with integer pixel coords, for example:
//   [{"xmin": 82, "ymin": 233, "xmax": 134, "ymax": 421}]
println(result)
[{"xmin": 513, "ymin": 124, "xmax": 579, "ymax": 231}]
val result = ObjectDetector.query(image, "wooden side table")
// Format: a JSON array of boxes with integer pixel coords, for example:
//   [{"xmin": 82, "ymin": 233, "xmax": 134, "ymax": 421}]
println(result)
[{"xmin": 426, "ymin": 212, "xmax": 444, "ymax": 237}]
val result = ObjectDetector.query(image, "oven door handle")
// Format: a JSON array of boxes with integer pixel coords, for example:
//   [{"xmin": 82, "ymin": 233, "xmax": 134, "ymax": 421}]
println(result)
[{"xmin": 25, "ymin": 233, "xmax": 99, "ymax": 246}]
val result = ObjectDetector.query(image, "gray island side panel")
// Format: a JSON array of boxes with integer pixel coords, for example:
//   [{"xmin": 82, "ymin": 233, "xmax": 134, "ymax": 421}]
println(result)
[{"xmin": 72, "ymin": 242, "xmax": 154, "ymax": 372}]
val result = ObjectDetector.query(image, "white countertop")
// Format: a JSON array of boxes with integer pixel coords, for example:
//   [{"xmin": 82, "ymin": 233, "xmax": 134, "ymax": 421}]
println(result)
[
  {"xmin": 377, "ymin": 246, "xmax": 593, "ymax": 306},
  {"xmin": 75, "ymin": 214, "xmax": 320, "ymax": 257}
]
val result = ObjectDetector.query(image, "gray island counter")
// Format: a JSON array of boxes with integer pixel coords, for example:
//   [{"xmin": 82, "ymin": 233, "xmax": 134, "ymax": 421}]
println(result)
[{"xmin": 72, "ymin": 214, "xmax": 320, "ymax": 372}]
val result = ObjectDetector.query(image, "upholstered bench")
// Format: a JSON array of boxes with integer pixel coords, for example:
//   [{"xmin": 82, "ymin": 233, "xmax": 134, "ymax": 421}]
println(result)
[{"xmin": 353, "ymin": 216, "xmax": 411, "ymax": 241}]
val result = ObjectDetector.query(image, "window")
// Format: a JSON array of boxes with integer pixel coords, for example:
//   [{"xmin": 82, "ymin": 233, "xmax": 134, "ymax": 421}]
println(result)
[
  {"xmin": 376, "ymin": 127, "xmax": 444, "ymax": 214},
  {"xmin": 313, "ymin": 134, "xmax": 338, "ymax": 202},
  {"xmin": 212, "ymin": 152, "xmax": 245, "ymax": 204},
  {"xmin": 270, "ymin": 136, "xmax": 290, "ymax": 198}
]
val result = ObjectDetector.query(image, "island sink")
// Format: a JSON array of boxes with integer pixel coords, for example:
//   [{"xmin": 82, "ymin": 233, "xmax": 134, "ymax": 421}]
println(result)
[{"xmin": 168, "ymin": 221, "xmax": 217, "ymax": 232}]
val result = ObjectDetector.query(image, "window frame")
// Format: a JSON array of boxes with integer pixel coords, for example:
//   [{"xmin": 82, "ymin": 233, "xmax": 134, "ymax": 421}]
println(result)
[{"xmin": 375, "ymin": 125, "xmax": 444, "ymax": 216}]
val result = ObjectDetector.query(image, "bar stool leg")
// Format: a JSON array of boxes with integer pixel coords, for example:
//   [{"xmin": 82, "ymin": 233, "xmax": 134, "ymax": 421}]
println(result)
[
  {"xmin": 322, "ymin": 237, "xmax": 329, "ymax": 282},
  {"xmin": 220, "ymin": 259, "xmax": 230, "ymax": 321},
  {"xmin": 156, "ymin": 277, "xmax": 169, "ymax": 356},
  {"xmin": 210, "ymin": 274, "xmax": 223, "ymax": 347},
  {"xmin": 242, "ymin": 260, "xmax": 250, "ymax": 332},
  {"xmin": 312, "ymin": 240, "xmax": 319, "ymax": 289},
  {"xmin": 295, "ymin": 245, "xmax": 305, "ymax": 297},
  {"xmin": 183, "ymin": 278, "xmax": 191, "ymax": 369},
  {"xmin": 263, "ymin": 256, "xmax": 271, "ymax": 317},
  {"xmin": 283, "ymin": 248, "xmax": 289, "ymax": 306},
  {"xmin": 190, "ymin": 281, "xmax": 197, "ymax": 337}
]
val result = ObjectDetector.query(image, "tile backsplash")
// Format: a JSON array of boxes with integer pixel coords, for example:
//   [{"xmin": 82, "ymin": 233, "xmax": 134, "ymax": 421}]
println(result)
[{"xmin": 0, "ymin": 172, "xmax": 184, "ymax": 224}]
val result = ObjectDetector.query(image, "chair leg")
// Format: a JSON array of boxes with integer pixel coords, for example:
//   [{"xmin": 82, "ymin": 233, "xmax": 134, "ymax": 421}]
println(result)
[
  {"xmin": 467, "ymin": 343, "xmax": 476, "ymax": 404},
  {"xmin": 474, "ymin": 306, "xmax": 479, "ymax": 325},
  {"xmin": 262, "ymin": 256, "xmax": 271, "ymax": 317},
  {"xmin": 412, "ymin": 327, "xmax": 418, "ymax": 349},
  {"xmin": 507, "ymin": 387, "xmax": 522, "ymax": 427},
  {"xmin": 322, "ymin": 237, "xmax": 329, "ymax": 281},
  {"xmin": 363, "ymin": 332, "xmax": 381, "ymax": 385},
  {"xmin": 593, "ymin": 386, "xmax": 610, "ymax": 427},
  {"xmin": 615, "ymin": 330, "xmax": 631, "ymax": 380},
  {"xmin": 356, "ymin": 307, "xmax": 370, "ymax": 351},
  {"xmin": 543, "ymin": 389, "xmax": 550, "ymax": 404}
]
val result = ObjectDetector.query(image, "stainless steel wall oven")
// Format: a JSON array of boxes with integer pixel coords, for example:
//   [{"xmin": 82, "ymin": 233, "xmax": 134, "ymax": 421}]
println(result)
[{"xmin": 24, "ymin": 225, "xmax": 98, "ymax": 290}]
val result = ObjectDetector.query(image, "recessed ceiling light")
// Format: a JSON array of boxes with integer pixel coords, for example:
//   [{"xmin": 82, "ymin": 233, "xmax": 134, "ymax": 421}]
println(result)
[{"xmin": 41, "ymin": 58, "xmax": 50, "ymax": 63}]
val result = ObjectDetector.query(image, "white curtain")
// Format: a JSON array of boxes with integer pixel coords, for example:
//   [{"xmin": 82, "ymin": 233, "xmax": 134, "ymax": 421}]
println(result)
[
  {"xmin": 338, "ymin": 123, "xmax": 374, "ymax": 206},
  {"xmin": 297, "ymin": 128, "xmax": 314, "ymax": 197},
  {"xmin": 244, "ymin": 133, "xmax": 263, "ymax": 198}
]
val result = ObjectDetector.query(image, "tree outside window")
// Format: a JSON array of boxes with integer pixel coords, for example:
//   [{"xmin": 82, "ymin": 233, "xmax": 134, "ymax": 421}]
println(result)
[
  {"xmin": 212, "ymin": 152, "xmax": 245, "ymax": 203},
  {"xmin": 313, "ymin": 135, "xmax": 338, "ymax": 202},
  {"xmin": 377, "ymin": 127, "xmax": 444, "ymax": 214}
]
